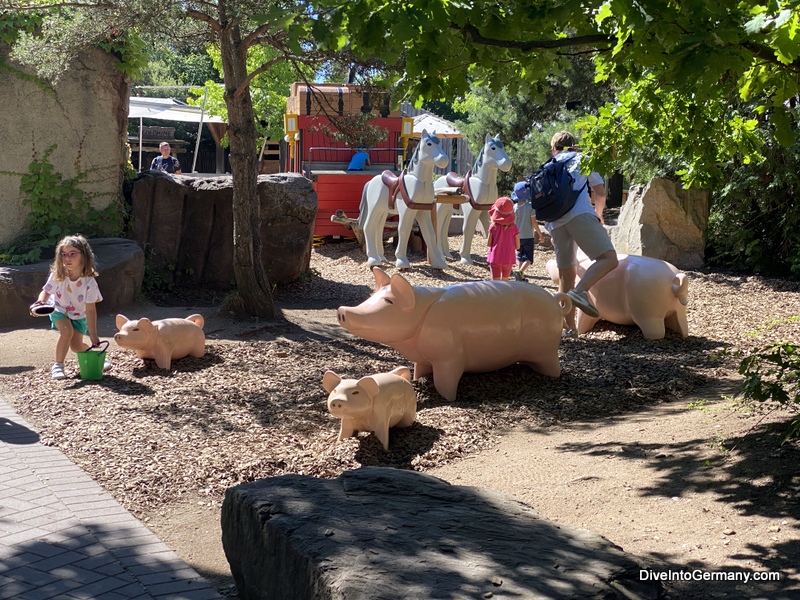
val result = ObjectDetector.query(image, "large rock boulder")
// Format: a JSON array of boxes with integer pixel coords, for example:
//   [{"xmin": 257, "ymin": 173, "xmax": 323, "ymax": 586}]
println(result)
[
  {"xmin": 609, "ymin": 178, "xmax": 709, "ymax": 269},
  {"xmin": 0, "ymin": 238, "xmax": 144, "ymax": 328},
  {"xmin": 130, "ymin": 172, "xmax": 316, "ymax": 289},
  {"xmin": 222, "ymin": 467, "xmax": 663, "ymax": 600}
]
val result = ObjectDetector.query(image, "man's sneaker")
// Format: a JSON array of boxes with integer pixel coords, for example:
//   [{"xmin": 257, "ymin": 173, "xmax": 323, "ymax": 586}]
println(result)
[
  {"xmin": 566, "ymin": 289, "xmax": 600, "ymax": 318},
  {"xmin": 103, "ymin": 359, "xmax": 112, "ymax": 372},
  {"xmin": 513, "ymin": 270, "xmax": 523, "ymax": 281},
  {"xmin": 51, "ymin": 363, "xmax": 66, "ymax": 380}
]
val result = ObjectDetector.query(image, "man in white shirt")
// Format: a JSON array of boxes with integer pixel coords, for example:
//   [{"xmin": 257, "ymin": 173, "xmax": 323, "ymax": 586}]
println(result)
[{"xmin": 545, "ymin": 131, "xmax": 618, "ymax": 337}]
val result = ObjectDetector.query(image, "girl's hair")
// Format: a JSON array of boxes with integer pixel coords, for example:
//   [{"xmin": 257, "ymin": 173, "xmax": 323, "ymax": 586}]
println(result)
[{"xmin": 51, "ymin": 234, "xmax": 99, "ymax": 280}]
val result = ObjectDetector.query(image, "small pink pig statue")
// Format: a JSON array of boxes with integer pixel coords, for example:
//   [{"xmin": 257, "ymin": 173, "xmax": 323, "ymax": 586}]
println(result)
[
  {"xmin": 337, "ymin": 268, "xmax": 567, "ymax": 401},
  {"xmin": 114, "ymin": 314, "xmax": 206, "ymax": 369},
  {"xmin": 545, "ymin": 254, "xmax": 689, "ymax": 339},
  {"xmin": 322, "ymin": 366, "xmax": 417, "ymax": 451}
]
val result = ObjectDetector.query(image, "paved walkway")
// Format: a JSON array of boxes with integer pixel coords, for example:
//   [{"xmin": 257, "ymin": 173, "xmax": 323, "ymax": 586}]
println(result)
[{"xmin": 0, "ymin": 397, "xmax": 224, "ymax": 600}]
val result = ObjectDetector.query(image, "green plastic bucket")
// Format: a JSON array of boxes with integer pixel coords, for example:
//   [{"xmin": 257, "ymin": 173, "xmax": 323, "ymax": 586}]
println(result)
[{"xmin": 77, "ymin": 340, "xmax": 109, "ymax": 380}]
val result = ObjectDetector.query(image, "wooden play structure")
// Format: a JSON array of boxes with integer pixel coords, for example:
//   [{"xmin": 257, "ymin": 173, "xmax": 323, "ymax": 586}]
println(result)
[{"xmin": 283, "ymin": 83, "xmax": 414, "ymax": 238}]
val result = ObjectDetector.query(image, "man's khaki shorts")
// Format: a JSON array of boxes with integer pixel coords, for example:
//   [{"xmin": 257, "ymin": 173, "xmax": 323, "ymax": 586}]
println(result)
[{"xmin": 552, "ymin": 213, "xmax": 615, "ymax": 269}]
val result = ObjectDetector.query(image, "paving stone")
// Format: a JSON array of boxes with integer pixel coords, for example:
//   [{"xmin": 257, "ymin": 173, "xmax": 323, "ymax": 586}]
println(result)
[{"xmin": 0, "ymin": 397, "xmax": 223, "ymax": 600}]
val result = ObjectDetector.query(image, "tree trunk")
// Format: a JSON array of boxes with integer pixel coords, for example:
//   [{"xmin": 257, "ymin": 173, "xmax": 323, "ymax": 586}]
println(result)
[
  {"xmin": 219, "ymin": 18, "xmax": 279, "ymax": 318},
  {"xmin": 606, "ymin": 170, "xmax": 624, "ymax": 209}
]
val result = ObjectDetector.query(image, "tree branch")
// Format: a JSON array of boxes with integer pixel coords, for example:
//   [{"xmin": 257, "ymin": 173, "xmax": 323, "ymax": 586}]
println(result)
[
  {"xmin": 455, "ymin": 22, "xmax": 614, "ymax": 51},
  {"xmin": 186, "ymin": 8, "xmax": 222, "ymax": 33},
  {"xmin": 743, "ymin": 41, "xmax": 800, "ymax": 73},
  {"xmin": 233, "ymin": 55, "xmax": 287, "ymax": 100},
  {"xmin": 242, "ymin": 22, "xmax": 278, "ymax": 50}
]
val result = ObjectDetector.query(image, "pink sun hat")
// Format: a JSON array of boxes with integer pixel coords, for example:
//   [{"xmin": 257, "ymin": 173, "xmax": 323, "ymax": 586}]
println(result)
[{"xmin": 489, "ymin": 197, "xmax": 515, "ymax": 225}]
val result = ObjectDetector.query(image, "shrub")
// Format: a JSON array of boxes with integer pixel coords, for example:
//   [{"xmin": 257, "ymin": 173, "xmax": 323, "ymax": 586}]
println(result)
[{"xmin": 739, "ymin": 341, "xmax": 800, "ymax": 442}]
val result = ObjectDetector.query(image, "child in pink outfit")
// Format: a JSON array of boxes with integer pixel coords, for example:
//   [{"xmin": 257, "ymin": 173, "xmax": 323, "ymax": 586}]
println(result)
[{"xmin": 486, "ymin": 197, "xmax": 520, "ymax": 280}]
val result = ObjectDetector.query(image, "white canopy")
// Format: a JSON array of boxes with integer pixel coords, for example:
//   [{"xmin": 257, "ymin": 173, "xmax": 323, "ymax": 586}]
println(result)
[
  {"xmin": 128, "ymin": 95, "xmax": 226, "ymax": 172},
  {"xmin": 128, "ymin": 97, "xmax": 225, "ymax": 123},
  {"xmin": 413, "ymin": 112, "xmax": 461, "ymax": 138}
]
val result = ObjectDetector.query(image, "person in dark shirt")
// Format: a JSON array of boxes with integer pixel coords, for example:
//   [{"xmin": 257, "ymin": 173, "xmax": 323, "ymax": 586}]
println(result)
[{"xmin": 150, "ymin": 142, "xmax": 182, "ymax": 174}]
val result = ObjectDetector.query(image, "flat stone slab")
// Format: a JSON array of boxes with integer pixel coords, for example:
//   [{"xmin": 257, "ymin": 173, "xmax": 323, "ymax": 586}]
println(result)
[{"xmin": 222, "ymin": 467, "xmax": 663, "ymax": 600}]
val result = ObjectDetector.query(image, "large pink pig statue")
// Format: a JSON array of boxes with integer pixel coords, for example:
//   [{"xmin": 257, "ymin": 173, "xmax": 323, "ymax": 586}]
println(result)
[
  {"xmin": 337, "ymin": 268, "xmax": 567, "ymax": 401},
  {"xmin": 114, "ymin": 314, "xmax": 206, "ymax": 369},
  {"xmin": 545, "ymin": 254, "xmax": 689, "ymax": 339},
  {"xmin": 322, "ymin": 366, "xmax": 417, "ymax": 451}
]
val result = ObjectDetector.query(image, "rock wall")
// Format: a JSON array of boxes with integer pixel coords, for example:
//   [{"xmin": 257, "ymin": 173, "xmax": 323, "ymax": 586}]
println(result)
[
  {"xmin": 0, "ymin": 44, "xmax": 129, "ymax": 247},
  {"xmin": 130, "ymin": 172, "xmax": 317, "ymax": 288},
  {"xmin": 222, "ymin": 467, "xmax": 663, "ymax": 600},
  {"xmin": 610, "ymin": 178, "xmax": 709, "ymax": 268}
]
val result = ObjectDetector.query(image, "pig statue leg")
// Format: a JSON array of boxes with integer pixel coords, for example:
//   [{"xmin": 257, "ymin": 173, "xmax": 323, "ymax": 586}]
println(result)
[
  {"xmin": 153, "ymin": 349, "xmax": 172, "ymax": 370},
  {"xmin": 338, "ymin": 418, "xmax": 358, "ymax": 441},
  {"xmin": 576, "ymin": 312, "xmax": 601, "ymax": 335},
  {"xmin": 396, "ymin": 412, "xmax": 415, "ymax": 428},
  {"xmin": 634, "ymin": 316, "xmax": 667, "ymax": 340},
  {"xmin": 430, "ymin": 360, "xmax": 465, "ymax": 402},
  {"xmin": 522, "ymin": 356, "xmax": 562, "ymax": 378},
  {"xmin": 366, "ymin": 404, "xmax": 392, "ymax": 451},
  {"xmin": 665, "ymin": 310, "xmax": 689, "ymax": 338}
]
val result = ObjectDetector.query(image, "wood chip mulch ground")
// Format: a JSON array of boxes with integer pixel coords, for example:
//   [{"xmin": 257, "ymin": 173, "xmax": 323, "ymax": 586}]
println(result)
[{"xmin": 5, "ymin": 236, "xmax": 800, "ymax": 520}]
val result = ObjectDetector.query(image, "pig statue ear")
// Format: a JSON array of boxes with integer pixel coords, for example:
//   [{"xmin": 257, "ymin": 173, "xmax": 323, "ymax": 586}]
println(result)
[
  {"xmin": 115, "ymin": 314, "xmax": 129, "ymax": 330},
  {"xmin": 357, "ymin": 376, "xmax": 380, "ymax": 399},
  {"xmin": 137, "ymin": 318, "xmax": 154, "ymax": 331},
  {"xmin": 389, "ymin": 273, "xmax": 416, "ymax": 310},
  {"xmin": 322, "ymin": 370, "xmax": 342, "ymax": 393},
  {"xmin": 371, "ymin": 266, "xmax": 391, "ymax": 290}
]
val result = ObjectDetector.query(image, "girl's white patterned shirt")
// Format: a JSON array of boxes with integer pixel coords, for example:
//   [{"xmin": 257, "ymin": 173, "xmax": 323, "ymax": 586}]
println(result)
[{"xmin": 42, "ymin": 273, "xmax": 103, "ymax": 319}]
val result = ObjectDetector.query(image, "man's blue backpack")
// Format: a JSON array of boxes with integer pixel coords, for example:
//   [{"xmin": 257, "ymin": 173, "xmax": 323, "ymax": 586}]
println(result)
[{"xmin": 516, "ymin": 152, "xmax": 587, "ymax": 221}]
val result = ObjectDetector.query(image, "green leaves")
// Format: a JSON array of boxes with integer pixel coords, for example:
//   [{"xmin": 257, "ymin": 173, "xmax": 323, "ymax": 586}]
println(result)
[{"xmin": 739, "ymin": 341, "xmax": 800, "ymax": 441}]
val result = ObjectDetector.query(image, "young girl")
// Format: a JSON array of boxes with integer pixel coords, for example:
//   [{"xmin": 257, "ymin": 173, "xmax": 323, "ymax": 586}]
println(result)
[
  {"xmin": 30, "ymin": 235, "xmax": 109, "ymax": 379},
  {"xmin": 486, "ymin": 197, "xmax": 520, "ymax": 281}
]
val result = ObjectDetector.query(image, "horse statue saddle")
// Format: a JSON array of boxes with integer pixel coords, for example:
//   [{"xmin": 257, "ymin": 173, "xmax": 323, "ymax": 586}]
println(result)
[
  {"xmin": 381, "ymin": 169, "xmax": 435, "ymax": 211},
  {"xmin": 445, "ymin": 171, "xmax": 467, "ymax": 190},
  {"xmin": 444, "ymin": 169, "xmax": 493, "ymax": 210}
]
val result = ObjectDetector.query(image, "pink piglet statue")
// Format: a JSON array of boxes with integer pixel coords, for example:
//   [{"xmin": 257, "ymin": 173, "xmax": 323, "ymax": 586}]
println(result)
[
  {"xmin": 114, "ymin": 314, "xmax": 206, "ymax": 369},
  {"xmin": 322, "ymin": 366, "xmax": 417, "ymax": 451}
]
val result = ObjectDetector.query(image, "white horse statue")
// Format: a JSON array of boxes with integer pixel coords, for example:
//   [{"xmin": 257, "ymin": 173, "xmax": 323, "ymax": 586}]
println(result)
[
  {"xmin": 433, "ymin": 133, "xmax": 512, "ymax": 264},
  {"xmin": 358, "ymin": 129, "xmax": 450, "ymax": 269}
]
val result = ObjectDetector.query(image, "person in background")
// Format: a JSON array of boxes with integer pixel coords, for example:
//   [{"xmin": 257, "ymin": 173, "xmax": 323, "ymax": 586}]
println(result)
[
  {"xmin": 150, "ymin": 142, "xmax": 182, "ymax": 174},
  {"xmin": 545, "ymin": 130, "xmax": 618, "ymax": 338},
  {"xmin": 486, "ymin": 197, "xmax": 520, "ymax": 281},
  {"xmin": 347, "ymin": 146, "xmax": 371, "ymax": 171},
  {"xmin": 511, "ymin": 185, "xmax": 543, "ymax": 281}
]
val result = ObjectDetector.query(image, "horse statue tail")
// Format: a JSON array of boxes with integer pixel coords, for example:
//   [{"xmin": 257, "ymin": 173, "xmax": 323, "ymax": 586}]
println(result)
[{"xmin": 357, "ymin": 182, "xmax": 369, "ymax": 231}]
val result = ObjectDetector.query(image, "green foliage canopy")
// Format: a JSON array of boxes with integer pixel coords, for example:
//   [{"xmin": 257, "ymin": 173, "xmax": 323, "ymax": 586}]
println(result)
[{"xmin": 319, "ymin": 0, "xmax": 800, "ymax": 187}]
